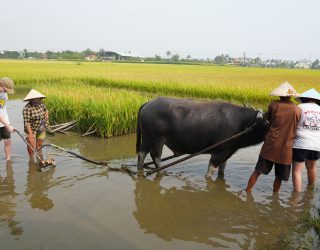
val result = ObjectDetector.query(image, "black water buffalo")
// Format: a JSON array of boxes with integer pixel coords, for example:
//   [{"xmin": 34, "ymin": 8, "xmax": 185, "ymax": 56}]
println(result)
[{"xmin": 136, "ymin": 97, "xmax": 268, "ymax": 178}]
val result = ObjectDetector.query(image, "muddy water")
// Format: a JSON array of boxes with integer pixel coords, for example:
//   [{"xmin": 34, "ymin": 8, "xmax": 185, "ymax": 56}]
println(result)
[{"xmin": 1, "ymin": 100, "xmax": 319, "ymax": 249}]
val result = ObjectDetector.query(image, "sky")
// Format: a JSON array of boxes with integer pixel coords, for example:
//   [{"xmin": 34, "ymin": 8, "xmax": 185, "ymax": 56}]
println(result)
[{"xmin": 1, "ymin": 0, "xmax": 320, "ymax": 60}]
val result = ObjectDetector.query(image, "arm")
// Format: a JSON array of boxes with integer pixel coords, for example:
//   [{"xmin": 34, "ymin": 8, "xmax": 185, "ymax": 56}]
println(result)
[
  {"xmin": 41, "ymin": 103, "xmax": 49, "ymax": 120},
  {"xmin": 23, "ymin": 107, "xmax": 34, "ymax": 140},
  {"xmin": 0, "ymin": 114, "xmax": 14, "ymax": 133},
  {"xmin": 25, "ymin": 124, "xmax": 34, "ymax": 138}
]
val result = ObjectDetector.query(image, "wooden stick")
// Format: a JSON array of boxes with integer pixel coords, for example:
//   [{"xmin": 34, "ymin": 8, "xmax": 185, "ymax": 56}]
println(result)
[
  {"xmin": 144, "ymin": 155, "xmax": 177, "ymax": 166},
  {"xmin": 81, "ymin": 129, "xmax": 97, "ymax": 137},
  {"xmin": 83, "ymin": 122, "xmax": 96, "ymax": 134},
  {"xmin": 50, "ymin": 122, "xmax": 72, "ymax": 128},
  {"xmin": 50, "ymin": 120, "xmax": 76, "ymax": 128},
  {"xmin": 61, "ymin": 123, "xmax": 77, "ymax": 132},
  {"xmin": 51, "ymin": 121, "xmax": 77, "ymax": 132}
]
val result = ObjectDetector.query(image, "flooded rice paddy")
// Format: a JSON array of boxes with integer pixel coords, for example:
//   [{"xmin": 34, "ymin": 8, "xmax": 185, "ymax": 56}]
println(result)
[{"xmin": 1, "ymin": 100, "xmax": 319, "ymax": 249}]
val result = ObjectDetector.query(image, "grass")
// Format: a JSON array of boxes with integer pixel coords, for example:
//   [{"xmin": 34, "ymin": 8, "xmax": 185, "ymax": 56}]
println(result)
[
  {"xmin": 1, "ymin": 59, "xmax": 319, "ymax": 136},
  {"xmin": 35, "ymin": 83, "xmax": 151, "ymax": 137}
]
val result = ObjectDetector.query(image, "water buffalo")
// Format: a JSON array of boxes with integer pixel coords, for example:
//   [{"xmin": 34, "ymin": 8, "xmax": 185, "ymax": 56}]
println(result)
[{"xmin": 136, "ymin": 97, "xmax": 268, "ymax": 178}]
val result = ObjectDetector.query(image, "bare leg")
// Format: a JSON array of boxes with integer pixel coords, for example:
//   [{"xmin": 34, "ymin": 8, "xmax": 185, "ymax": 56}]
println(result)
[
  {"xmin": 3, "ymin": 139, "xmax": 11, "ymax": 161},
  {"xmin": 36, "ymin": 139, "xmax": 44, "ymax": 161},
  {"xmin": 273, "ymin": 176, "xmax": 282, "ymax": 192},
  {"xmin": 26, "ymin": 136, "xmax": 36, "ymax": 160},
  {"xmin": 246, "ymin": 171, "xmax": 261, "ymax": 192},
  {"xmin": 306, "ymin": 159, "xmax": 317, "ymax": 187},
  {"xmin": 292, "ymin": 161, "xmax": 304, "ymax": 192}
]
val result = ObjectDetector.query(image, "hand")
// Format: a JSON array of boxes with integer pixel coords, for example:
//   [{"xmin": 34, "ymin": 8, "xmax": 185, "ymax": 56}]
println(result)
[{"xmin": 6, "ymin": 125, "xmax": 15, "ymax": 133}]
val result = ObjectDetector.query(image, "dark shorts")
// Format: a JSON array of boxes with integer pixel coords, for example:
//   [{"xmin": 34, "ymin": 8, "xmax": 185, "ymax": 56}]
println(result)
[
  {"xmin": 292, "ymin": 148, "xmax": 320, "ymax": 162},
  {"xmin": 0, "ymin": 126, "xmax": 10, "ymax": 140},
  {"xmin": 255, "ymin": 156, "xmax": 291, "ymax": 181}
]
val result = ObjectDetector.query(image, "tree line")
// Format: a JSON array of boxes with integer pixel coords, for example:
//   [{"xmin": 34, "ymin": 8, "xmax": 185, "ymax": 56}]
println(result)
[{"xmin": 1, "ymin": 49, "xmax": 319, "ymax": 69}]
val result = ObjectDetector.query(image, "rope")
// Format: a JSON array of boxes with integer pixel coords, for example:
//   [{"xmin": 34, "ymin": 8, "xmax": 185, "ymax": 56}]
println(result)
[{"xmin": 39, "ymin": 143, "xmax": 108, "ymax": 166}]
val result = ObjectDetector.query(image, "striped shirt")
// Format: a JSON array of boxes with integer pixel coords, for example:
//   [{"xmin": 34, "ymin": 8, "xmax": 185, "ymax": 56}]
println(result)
[{"xmin": 23, "ymin": 102, "xmax": 48, "ymax": 134}]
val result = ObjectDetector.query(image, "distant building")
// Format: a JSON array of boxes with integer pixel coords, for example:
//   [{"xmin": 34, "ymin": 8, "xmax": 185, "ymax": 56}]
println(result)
[
  {"xmin": 231, "ymin": 57, "xmax": 242, "ymax": 65},
  {"xmin": 85, "ymin": 54, "xmax": 97, "ymax": 61},
  {"xmin": 295, "ymin": 60, "xmax": 311, "ymax": 69},
  {"xmin": 101, "ymin": 51, "xmax": 143, "ymax": 61}
]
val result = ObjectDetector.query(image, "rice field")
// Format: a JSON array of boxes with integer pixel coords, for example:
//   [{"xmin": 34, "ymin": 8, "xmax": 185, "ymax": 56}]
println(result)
[
  {"xmin": 1, "ymin": 60, "xmax": 319, "ymax": 137},
  {"xmin": 37, "ymin": 84, "xmax": 151, "ymax": 137}
]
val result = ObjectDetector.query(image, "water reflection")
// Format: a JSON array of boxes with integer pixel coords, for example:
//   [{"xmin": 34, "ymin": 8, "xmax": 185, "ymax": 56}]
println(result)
[
  {"xmin": 133, "ymin": 175, "xmax": 314, "ymax": 249},
  {"xmin": 24, "ymin": 160, "xmax": 55, "ymax": 211},
  {"xmin": 0, "ymin": 161, "xmax": 23, "ymax": 235},
  {"xmin": 46, "ymin": 133, "xmax": 136, "ymax": 162}
]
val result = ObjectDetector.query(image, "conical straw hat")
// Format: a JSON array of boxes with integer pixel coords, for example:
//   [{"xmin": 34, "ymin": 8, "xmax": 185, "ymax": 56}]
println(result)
[
  {"xmin": 23, "ymin": 89, "xmax": 46, "ymax": 101},
  {"xmin": 295, "ymin": 88, "xmax": 320, "ymax": 102},
  {"xmin": 270, "ymin": 81, "xmax": 300, "ymax": 97}
]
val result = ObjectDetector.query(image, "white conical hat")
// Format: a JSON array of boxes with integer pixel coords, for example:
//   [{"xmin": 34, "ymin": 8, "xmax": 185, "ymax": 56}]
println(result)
[
  {"xmin": 23, "ymin": 89, "xmax": 46, "ymax": 101},
  {"xmin": 270, "ymin": 81, "xmax": 300, "ymax": 97},
  {"xmin": 296, "ymin": 88, "xmax": 320, "ymax": 102}
]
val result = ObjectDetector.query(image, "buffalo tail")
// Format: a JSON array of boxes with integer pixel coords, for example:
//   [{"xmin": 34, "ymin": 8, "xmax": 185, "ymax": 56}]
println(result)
[{"xmin": 136, "ymin": 101, "xmax": 148, "ymax": 153}]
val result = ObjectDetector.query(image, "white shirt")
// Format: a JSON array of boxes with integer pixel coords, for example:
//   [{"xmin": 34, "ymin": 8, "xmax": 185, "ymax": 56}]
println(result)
[
  {"xmin": 0, "ymin": 93, "xmax": 10, "ymax": 127},
  {"xmin": 293, "ymin": 102, "xmax": 320, "ymax": 151}
]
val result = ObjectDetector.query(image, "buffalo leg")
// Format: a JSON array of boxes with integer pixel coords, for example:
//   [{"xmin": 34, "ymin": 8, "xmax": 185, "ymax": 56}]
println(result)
[
  {"xmin": 137, "ymin": 141, "xmax": 150, "ymax": 170},
  {"xmin": 217, "ymin": 162, "xmax": 226, "ymax": 178},
  {"xmin": 205, "ymin": 156, "xmax": 217, "ymax": 179},
  {"xmin": 137, "ymin": 152, "xmax": 148, "ymax": 169},
  {"xmin": 206, "ymin": 149, "xmax": 237, "ymax": 178},
  {"xmin": 150, "ymin": 142, "xmax": 164, "ymax": 169}
]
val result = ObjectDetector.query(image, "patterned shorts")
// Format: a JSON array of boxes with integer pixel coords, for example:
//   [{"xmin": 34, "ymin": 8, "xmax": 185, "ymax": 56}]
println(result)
[{"xmin": 36, "ymin": 130, "xmax": 46, "ymax": 140}]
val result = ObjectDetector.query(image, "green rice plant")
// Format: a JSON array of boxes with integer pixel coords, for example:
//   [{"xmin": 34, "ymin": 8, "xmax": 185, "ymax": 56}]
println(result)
[
  {"xmin": 36, "ymin": 83, "xmax": 151, "ymax": 137},
  {"xmin": 1, "ymin": 59, "xmax": 319, "ymax": 136},
  {"xmin": 1, "ymin": 60, "xmax": 319, "ymax": 106}
]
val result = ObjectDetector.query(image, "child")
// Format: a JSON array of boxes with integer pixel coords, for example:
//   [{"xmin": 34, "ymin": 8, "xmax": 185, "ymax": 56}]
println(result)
[
  {"xmin": 292, "ymin": 88, "xmax": 320, "ymax": 192},
  {"xmin": 0, "ymin": 77, "xmax": 15, "ymax": 161}
]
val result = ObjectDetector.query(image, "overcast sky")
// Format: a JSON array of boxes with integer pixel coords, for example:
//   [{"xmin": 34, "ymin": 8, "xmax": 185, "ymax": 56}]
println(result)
[{"xmin": 1, "ymin": 0, "xmax": 319, "ymax": 60}]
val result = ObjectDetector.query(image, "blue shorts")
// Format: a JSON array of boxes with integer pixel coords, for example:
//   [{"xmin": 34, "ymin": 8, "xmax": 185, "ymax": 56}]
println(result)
[{"xmin": 292, "ymin": 148, "xmax": 320, "ymax": 162}]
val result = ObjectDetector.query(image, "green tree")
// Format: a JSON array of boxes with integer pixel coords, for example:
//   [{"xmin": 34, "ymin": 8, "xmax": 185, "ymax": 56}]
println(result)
[
  {"xmin": 22, "ymin": 49, "xmax": 29, "ymax": 58},
  {"xmin": 82, "ymin": 48, "xmax": 96, "ymax": 57},
  {"xmin": 155, "ymin": 55, "xmax": 161, "ymax": 61},
  {"xmin": 311, "ymin": 59, "xmax": 320, "ymax": 69},
  {"xmin": 214, "ymin": 55, "xmax": 224, "ymax": 64},
  {"xmin": 171, "ymin": 54, "xmax": 180, "ymax": 62},
  {"xmin": 3, "ymin": 51, "xmax": 21, "ymax": 59}
]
